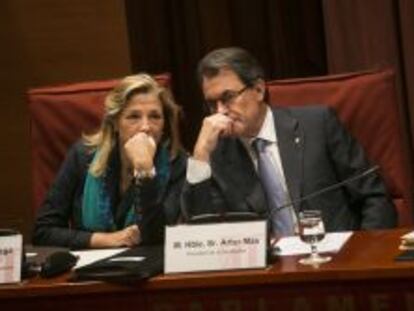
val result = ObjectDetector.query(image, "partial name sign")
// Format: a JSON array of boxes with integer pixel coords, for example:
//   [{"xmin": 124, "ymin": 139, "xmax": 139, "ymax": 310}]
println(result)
[
  {"xmin": 0, "ymin": 230, "xmax": 22, "ymax": 284},
  {"xmin": 165, "ymin": 221, "xmax": 267, "ymax": 273}
]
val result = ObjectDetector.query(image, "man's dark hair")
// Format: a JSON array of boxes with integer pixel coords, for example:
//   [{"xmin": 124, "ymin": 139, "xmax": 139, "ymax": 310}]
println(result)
[{"xmin": 197, "ymin": 47, "xmax": 265, "ymax": 87}]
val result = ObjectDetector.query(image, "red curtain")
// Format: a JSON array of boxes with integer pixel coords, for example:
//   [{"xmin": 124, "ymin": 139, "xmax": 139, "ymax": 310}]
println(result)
[
  {"xmin": 322, "ymin": 0, "xmax": 414, "ymax": 152},
  {"xmin": 322, "ymin": 0, "xmax": 414, "ymax": 219},
  {"xmin": 124, "ymin": 0, "xmax": 326, "ymax": 147}
]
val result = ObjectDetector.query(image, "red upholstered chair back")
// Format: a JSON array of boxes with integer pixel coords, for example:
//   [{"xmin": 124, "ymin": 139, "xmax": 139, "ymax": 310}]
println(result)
[
  {"xmin": 267, "ymin": 69, "xmax": 413, "ymax": 226},
  {"xmin": 27, "ymin": 74, "xmax": 170, "ymax": 214}
]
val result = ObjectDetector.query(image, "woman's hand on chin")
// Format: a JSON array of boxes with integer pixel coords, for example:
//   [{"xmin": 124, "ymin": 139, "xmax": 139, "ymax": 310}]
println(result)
[{"xmin": 124, "ymin": 132, "xmax": 156, "ymax": 173}]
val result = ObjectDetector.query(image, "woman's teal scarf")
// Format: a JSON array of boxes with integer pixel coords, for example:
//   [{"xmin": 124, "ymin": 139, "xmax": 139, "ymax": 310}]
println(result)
[{"xmin": 81, "ymin": 143, "xmax": 170, "ymax": 232}]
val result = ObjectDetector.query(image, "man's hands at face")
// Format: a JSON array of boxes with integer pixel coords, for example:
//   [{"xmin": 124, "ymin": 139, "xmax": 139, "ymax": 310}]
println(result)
[{"xmin": 193, "ymin": 113, "xmax": 234, "ymax": 163}]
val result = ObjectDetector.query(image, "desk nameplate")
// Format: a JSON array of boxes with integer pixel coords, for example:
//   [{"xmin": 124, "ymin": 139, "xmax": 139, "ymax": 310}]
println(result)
[
  {"xmin": 0, "ymin": 230, "xmax": 22, "ymax": 284},
  {"xmin": 164, "ymin": 221, "xmax": 267, "ymax": 273}
]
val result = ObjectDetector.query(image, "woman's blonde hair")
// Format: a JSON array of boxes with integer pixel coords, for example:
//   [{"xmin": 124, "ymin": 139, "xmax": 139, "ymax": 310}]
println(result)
[{"xmin": 83, "ymin": 73, "xmax": 182, "ymax": 177}]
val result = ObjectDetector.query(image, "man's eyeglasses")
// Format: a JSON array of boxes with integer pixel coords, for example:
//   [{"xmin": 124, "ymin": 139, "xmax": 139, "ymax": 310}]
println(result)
[{"xmin": 205, "ymin": 85, "xmax": 250, "ymax": 112}]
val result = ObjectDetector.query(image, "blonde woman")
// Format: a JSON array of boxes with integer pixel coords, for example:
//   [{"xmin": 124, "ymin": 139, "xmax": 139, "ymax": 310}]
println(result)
[{"xmin": 33, "ymin": 74, "xmax": 186, "ymax": 249}]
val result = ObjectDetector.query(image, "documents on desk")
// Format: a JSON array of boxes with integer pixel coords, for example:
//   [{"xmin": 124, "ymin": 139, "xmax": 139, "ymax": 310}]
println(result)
[
  {"xmin": 72, "ymin": 246, "xmax": 163, "ymax": 282},
  {"xmin": 274, "ymin": 232, "xmax": 353, "ymax": 256},
  {"xmin": 71, "ymin": 248, "xmax": 127, "ymax": 269},
  {"xmin": 400, "ymin": 231, "xmax": 414, "ymax": 250}
]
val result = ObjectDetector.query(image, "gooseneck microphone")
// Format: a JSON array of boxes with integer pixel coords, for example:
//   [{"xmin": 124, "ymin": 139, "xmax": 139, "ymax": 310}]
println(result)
[
  {"xmin": 266, "ymin": 165, "xmax": 380, "ymax": 259},
  {"xmin": 276, "ymin": 165, "xmax": 380, "ymax": 212},
  {"xmin": 186, "ymin": 165, "xmax": 379, "ymax": 224},
  {"xmin": 188, "ymin": 211, "xmax": 262, "ymax": 224}
]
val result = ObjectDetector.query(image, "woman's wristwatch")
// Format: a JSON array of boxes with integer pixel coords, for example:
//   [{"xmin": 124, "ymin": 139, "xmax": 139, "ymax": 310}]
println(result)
[{"xmin": 134, "ymin": 167, "xmax": 156, "ymax": 184}]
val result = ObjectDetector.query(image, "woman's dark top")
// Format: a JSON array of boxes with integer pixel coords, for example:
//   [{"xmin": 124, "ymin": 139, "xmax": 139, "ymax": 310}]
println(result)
[{"xmin": 32, "ymin": 141, "xmax": 187, "ymax": 249}]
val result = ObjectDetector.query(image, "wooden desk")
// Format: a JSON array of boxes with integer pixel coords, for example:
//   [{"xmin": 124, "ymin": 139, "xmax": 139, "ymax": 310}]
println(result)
[{"xmin": 1, "ymin": 229, "xmax": 414, "ymax": 311}]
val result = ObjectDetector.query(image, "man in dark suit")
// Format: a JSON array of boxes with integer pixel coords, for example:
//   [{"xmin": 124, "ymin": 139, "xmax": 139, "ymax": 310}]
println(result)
[{"xmin": 182, "ymin": 47, "xmax": 396, "ymax": 236}]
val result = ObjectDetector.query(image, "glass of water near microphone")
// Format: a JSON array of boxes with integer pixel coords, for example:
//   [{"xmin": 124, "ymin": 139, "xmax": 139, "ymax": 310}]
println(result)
[{"xmin": 297, "ymin": 210, "xmax": 331, "ymax": 266}]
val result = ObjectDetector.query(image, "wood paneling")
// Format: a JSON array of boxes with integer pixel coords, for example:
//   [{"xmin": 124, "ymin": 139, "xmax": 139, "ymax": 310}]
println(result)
[
  {"xmin": 0, "ymin": 0, "xmax": 131, "ymax": 240},
  {"xmin": 125, "ymin": 0, "xmax": 327, "ymax": 147},
  {"xmin": 1, "ymin": 229, "xmax": 413, "ymax": 311}
]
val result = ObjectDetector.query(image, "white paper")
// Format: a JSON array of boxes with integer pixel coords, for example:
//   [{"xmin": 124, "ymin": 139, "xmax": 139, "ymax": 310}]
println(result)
[
  {"xmin": 109, "ymin": 257, "xmax": 144, "ymax": 262},
  {"xmin": 274, "ymin": 232, "xmax": 353, "ymax": 256},
  {"xmin": 71, "ymin": 248, "xmax": 127, "ymax": 269},
  {"xmin": 401, "ymin": 231, "xmax": 414, "ymax": 241}
]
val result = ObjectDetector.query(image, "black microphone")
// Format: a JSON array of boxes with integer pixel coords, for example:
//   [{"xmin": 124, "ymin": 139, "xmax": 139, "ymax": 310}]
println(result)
[
  {"xmin": 40, "ymin": 251, "xmax": 79, "ymax": 278},
  {"xmin": 184, "ymin": 165, "xmax": 380, "ymax": 263},
  {"xmin": 276, "ymin": 165, "xmax": 380, "ymax": 212},
  {"xmin": 187, "ymin": 165, "xmax": 379, "ymax": 224},
  {"xmin": 188, "ymin": 211, "xmax": 261, "ymax": 224},
  {"xmin": 267, "ymin": 165, "xmax": 380, "ymax": 258}
]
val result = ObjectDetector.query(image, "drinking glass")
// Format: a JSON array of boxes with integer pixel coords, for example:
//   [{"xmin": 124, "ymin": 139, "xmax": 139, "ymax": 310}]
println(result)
[{"xmin": 298, "ymin": 210, "xmax": 331, "ymax": 265}]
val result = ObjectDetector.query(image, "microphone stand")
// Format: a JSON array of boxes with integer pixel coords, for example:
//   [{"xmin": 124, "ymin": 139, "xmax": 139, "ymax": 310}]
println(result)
[
  {"xmin": 185, "ymin": 166, "xmax": 380, "ymax": 262},
  {"xmin": 277, "ymin": 165, "xmax": 379, "ymax": 211},
  {"xmin": 267, "ymin": 165, "xmax": 380, "ymax": 259}
]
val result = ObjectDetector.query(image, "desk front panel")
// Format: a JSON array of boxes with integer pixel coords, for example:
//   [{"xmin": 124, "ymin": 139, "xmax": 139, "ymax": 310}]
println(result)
[{"xmin": 1, "ymin": 229, "xmax": 414, "ymax": 311}]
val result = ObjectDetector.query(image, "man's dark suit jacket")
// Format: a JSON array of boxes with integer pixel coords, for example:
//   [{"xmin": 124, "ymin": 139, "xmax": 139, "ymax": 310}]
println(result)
[{"xmin": 182, "ymin": 105, "xmax": 397, "ymax": 231}]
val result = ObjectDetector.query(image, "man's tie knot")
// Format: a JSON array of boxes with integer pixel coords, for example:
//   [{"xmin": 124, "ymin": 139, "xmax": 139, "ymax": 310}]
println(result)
[{"xmin": 252, "ymin": 138, "xmax": 268, "ymax": 153}]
